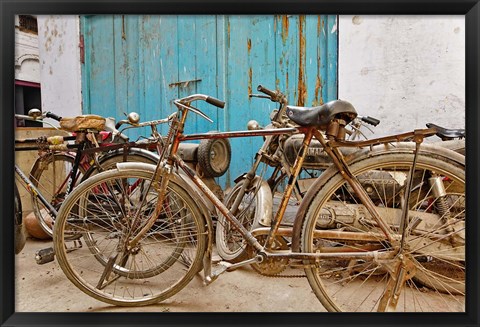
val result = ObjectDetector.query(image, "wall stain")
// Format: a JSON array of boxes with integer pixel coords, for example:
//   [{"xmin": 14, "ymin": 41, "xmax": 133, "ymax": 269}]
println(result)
[
  {"xmin": 352, "ymin": 16, "xmax": 363, "ymax": 25},
  {"xmin": 247, "ymin": 38, "xmax": 251, "ymax": 54}
]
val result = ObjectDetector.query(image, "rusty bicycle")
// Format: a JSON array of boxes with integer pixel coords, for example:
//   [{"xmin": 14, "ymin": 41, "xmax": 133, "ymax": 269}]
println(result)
[
  {"xmin": 215, "ymin": 86, "xmax": 383, "ymax": 264},
  {"xmin": 53, "ymin": 90, "xmax": 465, "ymax": 312}
]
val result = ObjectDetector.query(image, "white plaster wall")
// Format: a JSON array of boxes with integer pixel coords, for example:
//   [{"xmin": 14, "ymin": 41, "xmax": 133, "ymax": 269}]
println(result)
[
  {"xmin": 37, "ymin": 15, "xmax": 82, "ymax": 124},
  {"xmin": 339, "ymin": 15, "xmax": 465, "ymax": 138},
  {"xmin": 15, "ymin": 28, "xmax": 40, "ymax": 83}
]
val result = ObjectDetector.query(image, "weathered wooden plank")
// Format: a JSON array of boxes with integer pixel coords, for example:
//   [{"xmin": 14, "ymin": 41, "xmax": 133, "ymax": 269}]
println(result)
[
  {"xmin": 194, "ymin": 15, "xmax": 220, "ymax": 133},
  {"xmin": 326, "ymin": 15, "xmax": 338, "ymax": 102},
  {"xmin": 87, "ymin": 16, "xmax": 116, "ymax": 116}
]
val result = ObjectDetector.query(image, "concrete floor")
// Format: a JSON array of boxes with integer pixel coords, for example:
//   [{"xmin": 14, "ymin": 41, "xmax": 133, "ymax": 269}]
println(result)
[{"xmin": 15, "ymin": 237, "xmax": 326, "ymax": 313}]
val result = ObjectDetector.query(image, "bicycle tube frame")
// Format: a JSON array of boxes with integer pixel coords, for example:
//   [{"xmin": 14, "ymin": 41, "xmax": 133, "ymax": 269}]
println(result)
[
  {"xmin": 15, "ymin": 165, "xmax": 59, "ymax": 217},
  {"xmin": 128, "ymin": 109, "xmax": 439, "ymax": 260},
  {"xmin": 172, "ymin": 126, "xmax": 315, "ymax": 253},
  {"xmin": 14, "ymin": 141, "xmax": 87, "ymax": 219}
]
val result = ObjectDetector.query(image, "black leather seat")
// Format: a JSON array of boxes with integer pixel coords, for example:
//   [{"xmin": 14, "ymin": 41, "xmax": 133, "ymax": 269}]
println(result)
[
  {"xmin": 426, "ymin": 123, "xmax": 465, "ymax": 140},
  {"xmin": 286, "ymin": 100, "xmax": 357, "ymax": 129}
]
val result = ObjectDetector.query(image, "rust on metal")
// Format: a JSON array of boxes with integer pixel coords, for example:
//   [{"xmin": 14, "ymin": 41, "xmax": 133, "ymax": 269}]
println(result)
[
  {"xmin": 281, "ymin": 15, "xmax": 289, "ymax": 43},
  {"xmin": 265, "ymin": 127, "xmax": 314, "ymax": 249},
  {"xmin": 311, "ymin": 128, "xmax": 396, "ymax": 244},
  {"xmin": 297, "ymin": 15, "xmax": 306, "ymax": 106},
  {"xmin": 180, "ymin": 127, "xmax": 302, "ymax": 141},
  {"xmin": 175, "ymin": 154, "xmax": 265, "ymax": 252},
  {"xmin": 248, "ymin": 67, "xmax": 253, "ymax": 96},
  {"xmin": 247, "ymin": 38, "xmax": 252, "ymax": 53},
  {"xmin": 313, "ymin": 16, "xmax": 324, "ymax": 106},
  {"xmin": 227, "ymin": 20, "xmax": 230, "ymax": 49},
  {"xmin": 329, "ymin": 128, "xmax": 438, "ymax": 148},
  {"xmin": 313, "ymin": 230, "xmax": 386, "ymax": 242},
  {"xmin": 316, "ymin": 244, "xmax": 384, "ymax": 253},
  {"xmin": 79, "ymin": 34, "xmax": 85, "ymax": 64},
  {"xmin": 313, "ymin": 75, "xmax": 323, "ymax": 106}
]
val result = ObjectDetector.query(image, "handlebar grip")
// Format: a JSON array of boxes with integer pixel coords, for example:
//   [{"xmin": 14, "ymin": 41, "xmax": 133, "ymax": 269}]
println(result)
[
  {"xmin": 46, "ymin": 112, "xmax": 62, "ymax": 121},
  {"xmin": 361, "ymin": 116, "xmax": 380, "ymax": 127},
  {"xmin": 257, "ymin": 84, "xmax": 276, "ymax": 97},
  {"xmin": 206, "ymin": 96, "xmax": 225, "ymax": 109}
]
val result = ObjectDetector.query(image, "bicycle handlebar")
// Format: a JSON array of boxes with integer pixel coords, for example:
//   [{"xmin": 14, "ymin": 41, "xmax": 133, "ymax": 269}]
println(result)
[
  {"xmin": 360, "ymin": 116, "xmax": 381, "ymax": 127},
  {"xmin": 257, "ymin": 84, "xmax": 276, "ymax": 98},
  {"xmin": 206, "ymin": 96, "xmax": 225, "ymax": 109},
  {"xmin": 45, "ymin": 112, "xmax": 62, "ymax": 121}
]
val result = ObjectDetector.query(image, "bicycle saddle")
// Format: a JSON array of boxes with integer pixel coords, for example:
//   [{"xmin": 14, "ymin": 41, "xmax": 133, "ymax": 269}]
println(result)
[
  {"xmin": 426, "ymin": 123, "xmax": 465, "ymax": 140},
  {"xmin": 60, "ymin": 115, "xmax": 106, "ymax": 132},
  {"xmin": 286, "ymin": 100, "xmax": 357, "ymax": 129}
]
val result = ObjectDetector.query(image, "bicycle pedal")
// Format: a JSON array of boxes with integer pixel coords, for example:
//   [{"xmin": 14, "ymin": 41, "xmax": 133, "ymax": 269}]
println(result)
[{"xmin": 35, "ymin": 247, "xmax": 55, "ymax": 265}]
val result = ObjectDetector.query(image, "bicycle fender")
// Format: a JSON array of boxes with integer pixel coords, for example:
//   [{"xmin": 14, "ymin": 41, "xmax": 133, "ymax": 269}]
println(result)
[
  {"xmin": 233, "ymin": 175, "xmax": 273, "ymax": 227},
  {"xmin": 82, "ymin": 147, "xmax": 160, "ymax": 181}
]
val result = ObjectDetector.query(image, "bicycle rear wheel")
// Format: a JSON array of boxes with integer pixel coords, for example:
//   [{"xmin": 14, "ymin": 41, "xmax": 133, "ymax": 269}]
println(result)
[
  {"xmin": 300, "ymin": 150, "xmax": 465, "ymax": 312},
  {"xmin": 30, "ymin": 153, "xmax": 84, "ymax": 237},
  {"xmin": 54, "ymin": 167, "xmax": 207, "ymax": 306}
]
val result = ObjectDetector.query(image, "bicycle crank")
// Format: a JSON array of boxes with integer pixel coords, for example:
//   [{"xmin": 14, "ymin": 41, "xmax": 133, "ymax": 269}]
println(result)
[{"xmin": 247, "ymin": 235, "xmax": 290, "ymax": 276}]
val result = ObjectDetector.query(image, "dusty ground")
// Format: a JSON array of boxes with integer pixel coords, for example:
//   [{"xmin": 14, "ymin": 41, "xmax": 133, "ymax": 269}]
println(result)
[{"xmin": 15, "ymin": 237, "xmax": 326, "ymax": 313}]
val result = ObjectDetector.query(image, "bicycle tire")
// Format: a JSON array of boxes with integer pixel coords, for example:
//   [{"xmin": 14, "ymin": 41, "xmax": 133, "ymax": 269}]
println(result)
[
  {"xmin": 300, "ymin": 150, "xmax": 465, "ymax": 312},
  {"xmin": 197, "ymin": 137, "xmax": 231, "ymax": 178},
  {"xmin": 30, "ymin": 152, "xmax": 84, "ymax": 238},
  {"xmin": 215, "ymin": 177, "xmax": 264, "ymax": 263},
  {"xmin": 14, "ymin": 183, "xmax": 26, "ymax": 254},
  {"xmin": 30, "ymin": 150, "xmax": 158, "ymax": 238},
  {"xmin": 54, "ymin": 167, "xmax": 207, "ymax": 306}
]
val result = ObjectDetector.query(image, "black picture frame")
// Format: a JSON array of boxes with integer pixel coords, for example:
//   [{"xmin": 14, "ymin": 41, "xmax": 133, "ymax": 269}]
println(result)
[{"xmin": 1, "ymin": 1, "xmax": 478, "ymax": 326}]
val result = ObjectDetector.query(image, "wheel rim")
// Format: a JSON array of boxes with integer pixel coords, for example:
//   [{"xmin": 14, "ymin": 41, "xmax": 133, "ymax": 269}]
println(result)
[
  {"xmin": 209, "ymin": 140, "xmax": 230, "ymax": 174},
  {"xmin": 303, "ymin": 158, "xmax": 465, "ymax": 312}
]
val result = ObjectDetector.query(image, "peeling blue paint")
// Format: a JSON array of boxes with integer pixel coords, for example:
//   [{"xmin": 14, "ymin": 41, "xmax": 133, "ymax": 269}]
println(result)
[{"xmin": 81, "ymin": 15, "xmax": 338, "ymax": 187}]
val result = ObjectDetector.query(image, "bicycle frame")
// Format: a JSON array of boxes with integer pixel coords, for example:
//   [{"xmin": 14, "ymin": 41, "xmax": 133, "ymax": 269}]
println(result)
[
  {"xmin": 128, "ymin": 95, "xmax": 438, "ymax": 267},
  {"xmin": 14, "ymin": 123, "xmax": 164, "ymax": 237}
]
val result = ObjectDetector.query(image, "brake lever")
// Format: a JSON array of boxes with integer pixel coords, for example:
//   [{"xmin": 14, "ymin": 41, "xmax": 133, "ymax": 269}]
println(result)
[
  {"xmin": 176, "ymin": 102, "xmax": 213, "ymax": 123},
  {"xmin": 249, "ymin": 94, "xmax": 271, "ymax": 99}
]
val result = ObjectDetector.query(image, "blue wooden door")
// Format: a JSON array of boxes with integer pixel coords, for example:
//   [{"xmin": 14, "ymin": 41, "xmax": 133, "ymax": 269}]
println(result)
[{"xmin": 81, "ymin": 15, "xmax": 338, "ymax": 187}]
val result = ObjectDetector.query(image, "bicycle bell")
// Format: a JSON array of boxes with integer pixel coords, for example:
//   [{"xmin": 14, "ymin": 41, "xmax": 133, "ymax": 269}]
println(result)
[
  {"xmin": 127, "ymin": 112, "xmax": 140, "ymax": 124},
  {"xmin": 28, "ymin": 108, "xmax": 42, "ymax": 120},
  {"xmin": 247, "ymin": 120, "xmax": 261, "ymax": 130}
]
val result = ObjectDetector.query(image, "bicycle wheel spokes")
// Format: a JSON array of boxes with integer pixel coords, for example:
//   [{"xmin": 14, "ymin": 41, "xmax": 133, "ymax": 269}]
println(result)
[
  {"xmin": 55, "ymin": 169, "xmax": 206, "ymax": 306},
  {"xmin": 301, "ymin": 152, "xmax": 465, "ymax": 312}
]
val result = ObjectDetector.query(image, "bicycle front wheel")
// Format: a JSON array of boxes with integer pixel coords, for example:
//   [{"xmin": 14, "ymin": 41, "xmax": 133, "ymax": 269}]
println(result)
[
  {"xmin": 215, "ymin": 177, "xmax": 264, "ymax": 263},
  {"xmin": 54, "ymin": 167, "xmax": 207, "ymax": 306},
  {"xmin": 300, "ymin": 150, "xmax": 465, "ymax": 312}
]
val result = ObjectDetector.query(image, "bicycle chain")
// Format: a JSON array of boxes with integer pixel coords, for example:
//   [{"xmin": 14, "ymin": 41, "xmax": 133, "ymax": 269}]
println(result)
[{"xmin": 259, "ymin": 270, "xmax": 306, "ymax": 278}]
